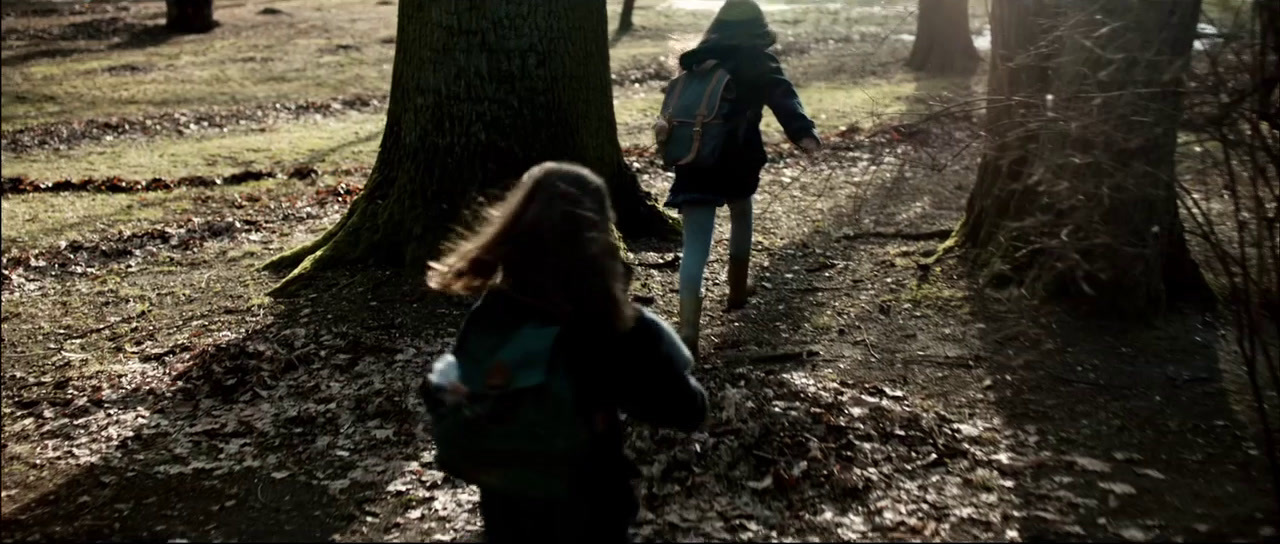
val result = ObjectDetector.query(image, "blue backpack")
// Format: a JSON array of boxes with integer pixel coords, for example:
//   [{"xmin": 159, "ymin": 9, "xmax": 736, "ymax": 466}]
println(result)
[
  {"xmin": 427, "ymin": 315, "xmax": 594, "ymax": 499},
  {"xmin": 655, "ymin": 60, "xmax": 736, "ymax": 168}
]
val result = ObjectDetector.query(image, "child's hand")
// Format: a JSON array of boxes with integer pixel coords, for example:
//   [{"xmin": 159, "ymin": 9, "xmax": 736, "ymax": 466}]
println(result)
[{"xmin": 798, "ymin": 137, "xmax": 822, "ymax": 153}]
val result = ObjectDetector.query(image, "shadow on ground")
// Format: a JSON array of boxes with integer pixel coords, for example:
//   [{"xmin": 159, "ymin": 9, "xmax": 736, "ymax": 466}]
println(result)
[
  {"xmin": 970, "ymin": 295, "xmax": 1279, "ymax": 539},
  {"xmin": 1, "ymin": 270, "xmax": 466, "ymax": 541},
  {"xmin": 2, "ymin": 18, "xmax": 207, "ymax": 68}
]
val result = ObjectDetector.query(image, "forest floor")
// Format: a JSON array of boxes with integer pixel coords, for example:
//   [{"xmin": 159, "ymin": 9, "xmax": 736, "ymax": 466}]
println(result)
[{"xmin": 2, "ymin": 0, "xmax": 1277, "ymax": 542}]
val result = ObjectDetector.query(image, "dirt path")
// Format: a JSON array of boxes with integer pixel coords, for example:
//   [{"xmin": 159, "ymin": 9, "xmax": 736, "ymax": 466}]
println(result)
[{"xmin": 3, "ymin": 121, "xmax": 1275, "ymax": 542}]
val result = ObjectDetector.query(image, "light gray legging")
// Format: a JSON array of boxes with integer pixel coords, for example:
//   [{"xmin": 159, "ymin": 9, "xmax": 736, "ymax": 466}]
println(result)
[{"xmin": 679, "ymin": 197, "xmax": 753, "ymax": 300}]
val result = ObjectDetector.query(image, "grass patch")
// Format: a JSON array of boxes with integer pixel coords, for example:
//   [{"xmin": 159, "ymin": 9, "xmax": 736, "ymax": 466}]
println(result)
[
  {"xmin": 1, "ymin": 0, "xmax": 397, "ymax": 128},
  {"xmin": 1, "ymin": 178, "xmax": 307, "ymax": 252},
  {"xmin": 1, "ymin": 112, "xmax": 385, "ymax": 180},
  {"xmin": 899, "ymin": 279, "xmax": 967, "ymax": 304}
]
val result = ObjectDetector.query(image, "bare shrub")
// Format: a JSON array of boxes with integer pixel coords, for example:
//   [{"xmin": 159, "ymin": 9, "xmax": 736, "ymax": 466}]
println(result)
[{"xmin": 1177, "ymin": 0, "xmax": 1280, "ymax": 509}]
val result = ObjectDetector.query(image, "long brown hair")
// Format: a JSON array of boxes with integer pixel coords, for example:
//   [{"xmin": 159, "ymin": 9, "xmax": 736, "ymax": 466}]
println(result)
[{"xmin": 427, "ymin": 162, "xmax": 635, "ymax": 331}]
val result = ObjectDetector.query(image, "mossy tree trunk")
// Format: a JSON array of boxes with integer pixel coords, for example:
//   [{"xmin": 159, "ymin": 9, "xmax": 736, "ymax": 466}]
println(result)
[
  {"xmin": 953, "ymin": 0, "xmax": 1213, "ymax": 316},
  {"xmin": 165, "ymin": 0, "xmax": 215, "ymax": 34},
  {"xmin": 905, "ymin": 0, "xmax": 981, "ymax": 77},
  {"xmin": 263, "ymin": 0, "xmax": 675, "ymax": 296}
]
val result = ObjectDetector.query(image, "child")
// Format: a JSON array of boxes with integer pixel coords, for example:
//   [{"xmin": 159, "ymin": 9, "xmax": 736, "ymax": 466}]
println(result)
[
  {"xmin": 665, "ymin": 0, "xmax": 821, "ymax": 356},
  {"xmin": 423, "ymin": 162, "xmax": 709, "ymax": 542}
]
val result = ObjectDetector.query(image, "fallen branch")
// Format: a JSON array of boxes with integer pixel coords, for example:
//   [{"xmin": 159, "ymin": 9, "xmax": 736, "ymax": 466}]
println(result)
[
  {"xmin": 854, "ymin": 325, "xmax": 879, "ymax": 361},
  {"xmin": 1045, "ymin": 371, "xmax": 1135, "ymax": 390},
  {"xmin": 68, "ymin": 308, "xmax": 149, "ymax": 340},
  {"xmin": 722, "ymin": 347, "xmax": 823, "ymax": 365},
  {"xmin": 631, "ymin": 255, "xmax": 680, "ymax": 270},
  {"xmin": 841, "ymin": 228, "xmax": 954, "ymax": 242},
  {"xmin": 899, "ymin": 355, "xmax": 979, "ymax": 369},
  {"xmin": 784, "ymin": 285, "xmax": 848, "ymax": 292}
]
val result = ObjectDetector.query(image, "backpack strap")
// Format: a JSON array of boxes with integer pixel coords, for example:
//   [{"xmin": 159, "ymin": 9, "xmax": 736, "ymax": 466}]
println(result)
[{"xmin": 675, "ymin": 68, "xmax": 730, "ymax": 166}]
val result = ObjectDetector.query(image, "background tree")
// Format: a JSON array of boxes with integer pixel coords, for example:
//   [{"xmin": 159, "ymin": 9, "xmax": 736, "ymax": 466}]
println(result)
[
  {"xmin": 905, "ymin": 0, "xmax": 981, "ymax": 76},
  {"xmin": 616, "ymin": 0, "xmax": 637, "ymax": 38},
  {"xmin": 949, "ymin": 0, "xmax": 1212, "ymax": 316},
  {"xmin": 263, "ymin": 0, "xmax": 675, "ymax": 295},
  {"xmin": 165, "ymin": 0, "xmax": 216, "ymax": 34}
]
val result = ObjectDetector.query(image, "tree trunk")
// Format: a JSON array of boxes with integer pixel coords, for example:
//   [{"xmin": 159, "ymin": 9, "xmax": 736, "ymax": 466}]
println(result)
[
  {"xmin": 905, "ymin": 0, "xmax": 981, "ymax": 76},
  {"xmin": 952, "ymin": 0, "xmax": 1214, "ymax": 316},
  {"xmin": 616, "ymin": 0, "xmax": 636, "ymax": 37},
  {"xmin": 263, "ymin": 0, "xmax": 676, "ymax": 295},
  {"xmin": 165, "ymin": 0, "xmax": 215, "ymax": 34}
]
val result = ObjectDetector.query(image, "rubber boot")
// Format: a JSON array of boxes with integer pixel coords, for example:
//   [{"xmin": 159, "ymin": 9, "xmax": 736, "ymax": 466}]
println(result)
[
  {"xmin": 726, "ymin": 256, "xmax": 757, "ymax": 310},
  {"xmin": 679, "ymin": 295, "xmax": 703, "ymax": 360}
]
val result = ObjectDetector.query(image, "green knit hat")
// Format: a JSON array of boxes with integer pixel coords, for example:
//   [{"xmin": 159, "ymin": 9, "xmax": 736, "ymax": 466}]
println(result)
[{"xmin": 702, "ymin": 0, "xmax": 776, "ymax": 48}]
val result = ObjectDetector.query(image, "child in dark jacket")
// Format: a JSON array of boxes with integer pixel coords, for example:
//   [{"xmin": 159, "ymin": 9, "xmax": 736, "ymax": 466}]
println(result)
[
  {"xmin": 424, "ymin": 162, "xmax": 709, "ymax": 542},
  {"xmin": 666, "ymin": 0, "xmax": 820, "ymax": 357}
]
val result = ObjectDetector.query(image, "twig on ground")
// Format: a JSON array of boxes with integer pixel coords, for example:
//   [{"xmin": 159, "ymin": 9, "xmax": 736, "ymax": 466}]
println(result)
[
  {"xmin": 68, "ymin": 309, "xmax": 149, "ymax": 340},
  {"xmin": 632, "ymin": 255, "xmax": 680, "ymax": 270},
  {"xmin": 723, "ymin": 347, "xmax": 822, "ymax": 365},
  {"xmin": 1045, "ymin": 371, "xmax": 1134, "ymax": 389},
  {"xmin": 840, "ymin": 228, "xmax": 953, "ymax": 242},
  {"xmin": 899, "ymin": 355, "xmax": 978, "ymax": 369}
]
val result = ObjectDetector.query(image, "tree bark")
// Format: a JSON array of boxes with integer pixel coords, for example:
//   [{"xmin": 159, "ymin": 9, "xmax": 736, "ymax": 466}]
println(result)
[
  {"xmin": 952, "ymin": 0, "xmax": 1213, "ymax": 316},
  {"xmin": 263, "ymin": 0, "xmax": 675, "ymax": 296},
  {"xmin": 165, "ymin": 0, "xmax": 215, "ymax": 34},
  {"xmin": 616, "ymin": 0, "xmax": 636, "ymax": 37},
  {"xmin": 905, "ymin": 0, "xmax": 981, "ymax": 77}
]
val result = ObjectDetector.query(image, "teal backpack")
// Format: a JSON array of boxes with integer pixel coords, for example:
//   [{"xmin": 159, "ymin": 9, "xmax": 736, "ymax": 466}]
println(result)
[
  {"xmin": 428, "ymin": 314, "xmax": 594, "ymax": 499},
  {"xmin": 655, "ymin": 60, "xmax": 736, "ymax": 168}
]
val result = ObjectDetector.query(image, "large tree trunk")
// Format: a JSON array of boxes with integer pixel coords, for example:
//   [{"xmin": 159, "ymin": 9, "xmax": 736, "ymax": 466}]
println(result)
[
  {"xmin": 263, "ymin": 0, "xmax": 676, "ymax": 295},
  {"xmin": 165, "ymin": 0, "xmax": 215, "ymax": 34},
  {"xmin": 616, "ymin": 0, "xmax": 636, "ymax": 37},
  {"xmin": 953, "ymin": 0, "xmax": 1213, "ymax": 316},
  {"xmin": 905, "ymin": 0, "xmax": 981, "ymax": 76}
]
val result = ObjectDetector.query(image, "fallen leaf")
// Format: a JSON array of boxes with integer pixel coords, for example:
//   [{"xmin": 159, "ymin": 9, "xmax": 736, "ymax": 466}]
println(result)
[
  {"xmin": 1111, "ymin": 451, "xmax": 1143, "ymax": 462},
  {"xmin": 746, "ymin": 473, "xmax": 774, "ymax": 490},
  {"xmin": 1133, "ymin": 468, "xmax": 1166, "ymax": 480},
  {"xmin": 1098, "ymin": 481, "xmax": 1137, "ymax": 495},
  {"xmin": 1030, "ymin": 510, "xmax": 1062, "ymax": 521},
  {"xmin": 1116, "ymin": 525, "xmax": 1155, "ymax": 541},
  {"xmin": 1059, "ymin": 524, "xmax": 1087, "ymax": 536},
  {"xmin": 1067, "ymin": 455, "xmax": 1113, "ymax": 473}
]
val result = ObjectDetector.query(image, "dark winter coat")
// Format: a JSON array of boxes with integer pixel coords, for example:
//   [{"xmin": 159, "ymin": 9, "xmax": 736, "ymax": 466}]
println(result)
[
  {"xmin": 427, "ymin": 289, "xmax": 708, "ymax": 542},
  {"xmin": 664, "ymin": 44, "xmax": 818, "ymax": 209}
]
